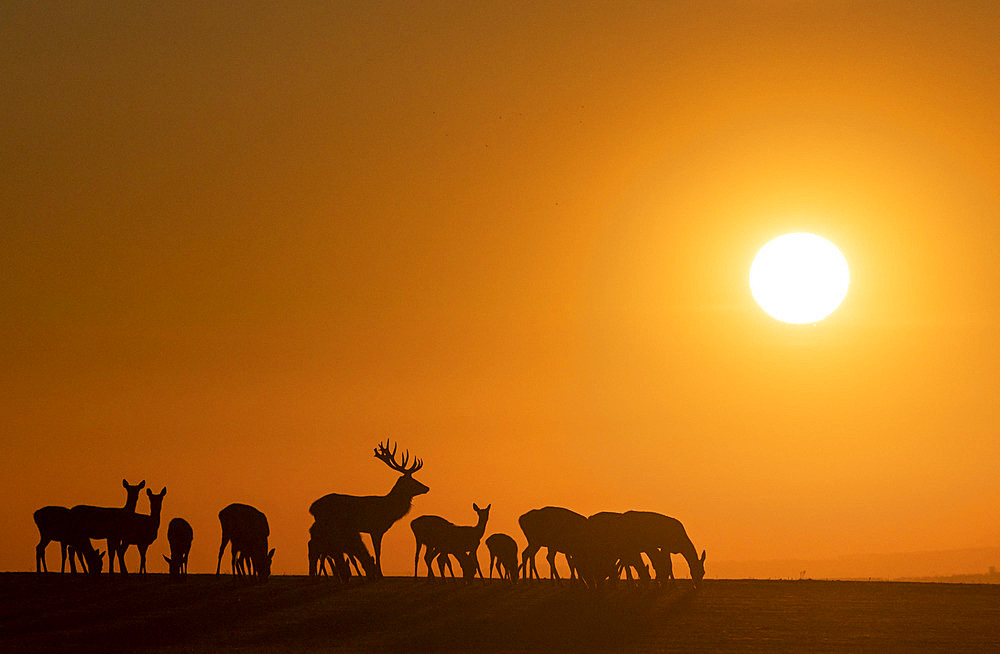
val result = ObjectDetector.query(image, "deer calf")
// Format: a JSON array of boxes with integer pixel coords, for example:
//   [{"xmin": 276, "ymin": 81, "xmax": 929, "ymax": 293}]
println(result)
[
  {"xmin": 163, "ymin": 517, "xmax": 193, "ymax": 578},
  {"xmin": 486, "ymin": 533, "xmax": 519, "ymax": 581}
]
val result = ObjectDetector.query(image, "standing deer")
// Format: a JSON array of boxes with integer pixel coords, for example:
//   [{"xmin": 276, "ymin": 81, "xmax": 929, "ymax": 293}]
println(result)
[
  {"xmin": 163, "ymin": 517, "xmax": 193, "ymax": 578},
  {"xmin": 69, "ymin": 479, "xmax": 146, "ymax": 575},
  {"xmin": 309, "ymin": 440, "xmax": 428, "ymax": 577},
  {"xmin": 486, "ymin": 533, "xmax": 519, "ymax": 581},
  {"xmin": 34, "ymin": 506, "xmax": 89, "ymax": 574},
  {"xmin": 411, "ymin": 503, "xmax": 490, "ymax": 578},
  {"xmin": 518, "ymin": 506, "xmax": 588, "ymax": 580},
  {"xmin": 583, "ymin": 511, "xmax": 650, "ymax": 585},
  {"xmin": 118, "ymin": 488, "xmax": 166, "ymax": 575},
  {"xmin": 217, "ymin": 503, "xmax": 275, "ymax": 581},
  {"xmin": 620, "ymin": 510, "xmax": 706, "ymax": 587}
]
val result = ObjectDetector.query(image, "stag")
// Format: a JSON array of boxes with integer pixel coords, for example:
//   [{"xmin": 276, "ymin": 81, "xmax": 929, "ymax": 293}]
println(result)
[
  {"xmin": 411, "ymin": 503, "xmax": 490, "ymax": 578},
  {"xmin": 309, "ymin": 440, "xmax": 428, "ymax": 577},
  {"xmin": 163, "ymin": 517, "xmax": 193, "ymax": 578},
  {"xmin": 620, "ymin": 510, "xmax": 706, "ymax": 587},
  {"xmin": 69, "ymin": 479, "xmax": 146, "ymax": 575},
  {"xmin": 217, "ymin": 503, "xmax": 275, "ymax": 581},
  {"xmin": 486, "ymin": 533, "xmax": 519, "ymax": 581},
  {"xmin": 518, "ymin": 506, "xmax": 588, "ymax": 580}
]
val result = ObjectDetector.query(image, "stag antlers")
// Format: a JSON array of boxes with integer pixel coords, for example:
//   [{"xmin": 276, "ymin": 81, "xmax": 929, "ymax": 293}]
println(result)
[{"xmin": 374, "ymin": 440, "xmax": 423, "ymax": 475}]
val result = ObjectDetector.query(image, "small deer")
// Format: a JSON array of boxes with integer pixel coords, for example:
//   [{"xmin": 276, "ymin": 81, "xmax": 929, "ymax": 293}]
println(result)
[
  {"xmin": 217, "ymin": 503, "xmax": 275, "ymax": 580},
  {"xmin": 163, "ymin": 517, "xmax": 193, "ymax": 578},
  {"xmin": 434, "ymin": 549, "xmax": 478, "ymax": 581},
  {"xmin": 69, "ymin": 479, "xmax": 146, "ymax": 575},
  {"xmin": 309, "ymin": 440, "xmax": 428, "ymax": 577},
  {"xmin": 411, "ymin": 503, "xmax": 490, "ymax": 578},
  {"xmin": 518, "ymin": 506, "xmax": 588, "ymax": 580},
  {"xmin": 308, "ymin": 521, "xmax": 375, "ymax": 582},
  {"xmin": 486, "ymin": 533, "xmax": 519, "ymax": 581}
]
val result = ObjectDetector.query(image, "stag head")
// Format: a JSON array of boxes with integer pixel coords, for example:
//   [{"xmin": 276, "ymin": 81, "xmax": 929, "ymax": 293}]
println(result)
[{"xmin": 375, "ymin": 440, "xmax": 429, "ymax": 497}]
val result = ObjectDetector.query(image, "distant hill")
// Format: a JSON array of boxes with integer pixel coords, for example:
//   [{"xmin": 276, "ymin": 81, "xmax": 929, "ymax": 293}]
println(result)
[{"xmin": 713, "ymin": 546, "xmax": 1000, "ymax": 581}]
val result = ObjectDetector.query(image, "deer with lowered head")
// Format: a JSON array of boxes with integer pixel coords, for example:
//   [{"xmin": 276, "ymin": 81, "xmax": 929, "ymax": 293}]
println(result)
[
  {"xmin": 486, "ymin": 532, "xmax": 519, "ymax": 582},
  {"xmin": 411, "ymin": 503, "xmax": 490, "ymax": 578},
  {"xmin": 309, "ymin": 440, "xmax": 428, "ymax": 578},
  {"xmin": 217, "ymin": 502, "xmax": 275, "ymax": 581},
  {"xmin": 518, "ymin": 506, "xmax": 588, "ymax": 581},
  {"xmin": 163, "ymin": 517, "xmax": 193, "ymax": 578},
  {"xmin": 69, "ymin": 479, "xmax": 147, "ymax": 575}
]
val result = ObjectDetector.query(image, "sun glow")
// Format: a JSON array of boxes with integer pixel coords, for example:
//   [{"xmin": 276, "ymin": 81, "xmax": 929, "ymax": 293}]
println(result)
[{"xmin": 749, "ymin": 233, "xmax": 849, "ymax": 324}]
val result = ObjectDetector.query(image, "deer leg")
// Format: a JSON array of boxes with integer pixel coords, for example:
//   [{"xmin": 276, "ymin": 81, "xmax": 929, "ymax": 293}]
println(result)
[
  {"xmin": 139, "ymin": 545, "xmax": 149, "ymax": 575},
  {"xmin": 521, "ymin": 544, "xmax": 538, "ymax": 580},
  {"xmin": 546, "ymin": 547, "xmax": 560, "ymax": 580},
  {"xmin": 413, "ymin": 538, "xmax": 422, "ymax": 577},
  {"xmin": 216, "ymin": 536, "xmax": 229, "ymax": 574},
  {"xmin": 424, "ymin": 547, "xmax": 437, "ymax": 578},
  {"xmin": 370, "ymin": 532, "xmax": 384, "ymax": 578},
  {"xmin": 472, "ymin": 547, "xmax": 483, "ymax": 578},
  {"xmin": 117, "ymin": 542, "xmax": 129, "ymax": 575}
]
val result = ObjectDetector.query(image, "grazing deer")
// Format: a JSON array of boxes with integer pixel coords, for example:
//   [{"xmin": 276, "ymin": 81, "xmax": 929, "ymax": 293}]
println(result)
[
  {"xmin": 309, "ymin": 440, "xmax": 428, "ymax": 577},
  {"xmin": 163, "ymin": 517, "xmax": 193, "ymax": 578},
  {"xmin": 620, "ymin": 510, "xmax": 706, "ymax": 587},
  {"xmin": 584, "ymin": 511, "xmax": 650, "ymax": 585},
  {"xmin": 217, "ymin": 503, "xmax": 275, "ymax": 581},
  {"xmin": 69, "ymin": 479, "xmax": 146, "ymax": 575},
  {"xmin": 411, "ymin": 503, "xmax": 490, "ymax": 579},
  {"xmin": 118, "ymin": 488, "xmax": 166, "ymax": 575},
  {"xmin": 486, "ymin": 533, "xmax": 519, "ymax": 581},
  {"xmin": 308, "ymin": 521, "xmax": 376, "ymax": 582},
  {"xmin": 34, "ymin": 506, "xmax": 90, "ymax": 574},
  {"xmin": 434, "ymin": 549, "xmax": 478, "ymax": 581},
  {"xmin": 518, "ymin": 506, "xmax": 588, "ymax": 580}
]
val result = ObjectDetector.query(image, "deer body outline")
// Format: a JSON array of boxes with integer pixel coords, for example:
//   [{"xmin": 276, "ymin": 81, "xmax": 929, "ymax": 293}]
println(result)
[
  {"xmin": 620, "ymin": 510, "xmax": 706, "ymax": 587},
  {"xmin": 486, "ymin": 532, "xmax": 519, "ymax": 581},
  {"xmin": 518, "ymin": 506, "xmax": 588, "ymax": 580},
  {"xmin": 410, "ymin": 503, "xmax": 490, "ymax": 578},
  {"xmin": 163, "ymin": 517, "xmax": 193, "ymax": 578},
  {"xmin": 309, "ymin": 440, "xmax": 428, "ymax": 578},
  {"xmin": 217, "ymin": 502, "xmax": 275, "ymax": 580},
  {"xmin": 68, "ymin": 479, "xmax": 146, "ymax": 575},
  {"xmin": 118, "ymin": 487, "xmax": 167, "ymax": 575}
]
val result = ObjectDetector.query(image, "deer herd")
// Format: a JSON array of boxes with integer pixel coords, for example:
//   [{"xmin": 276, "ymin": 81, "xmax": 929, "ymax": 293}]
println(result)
[{"xmin": 32, "ymin": 441, "xmax": 706, "ymax": 588}]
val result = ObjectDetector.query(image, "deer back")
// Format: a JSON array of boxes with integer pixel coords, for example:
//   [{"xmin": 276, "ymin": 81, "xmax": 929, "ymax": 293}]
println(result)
[{"xmin": 518, "ymin": 506, "xmax": 588, "ymax": 551}]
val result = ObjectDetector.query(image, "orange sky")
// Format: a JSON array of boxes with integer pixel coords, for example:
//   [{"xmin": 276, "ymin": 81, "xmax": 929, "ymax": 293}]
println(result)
[{"xmin": 4, "ymin": 2, "xmax": 1000, "ymax": 577}]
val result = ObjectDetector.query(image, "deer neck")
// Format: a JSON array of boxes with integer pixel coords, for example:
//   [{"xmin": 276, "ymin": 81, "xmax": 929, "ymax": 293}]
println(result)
[
  {"xmin": 122, "ymin": 493, "xmax": 140, "ymax": 512},
  {"xmin": 473, "ymin": 514, "xmax": 488, "ymax": 539},
  {"xmin": 385, "ymin": 478, "xmax": 416, "ymax": 516}
]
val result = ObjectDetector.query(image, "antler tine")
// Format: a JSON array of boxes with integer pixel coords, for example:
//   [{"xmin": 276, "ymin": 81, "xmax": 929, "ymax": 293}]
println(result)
[
  {"xmin": 410, "ymin": 457, "xmax": 423, "ymax": 473},
  {"xmin": 399, "ymin": 449, "xmax": 410, "ymax": 469}
]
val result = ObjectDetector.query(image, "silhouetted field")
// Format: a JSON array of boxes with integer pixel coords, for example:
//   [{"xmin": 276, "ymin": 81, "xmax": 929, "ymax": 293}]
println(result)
[{"xmin": 3, "ymin": 574, "xmax": 1000, "ymax": 652}]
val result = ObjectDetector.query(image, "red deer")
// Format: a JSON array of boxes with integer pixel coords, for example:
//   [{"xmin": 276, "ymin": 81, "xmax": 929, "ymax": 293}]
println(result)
[
  {"xmin": 309, "ymin": 440, "xmax": 428, "ymax": 577},
  {"xmin": 621, "ymin": 510, "xmax": 706, "ymax": 587},
  {"xmin": 118, "ymin": 488, "xmax": 166, "ymax": 574},
  {"xmin": 411, "ymin": 503, "xmax": 490, "ymax": 578},
  {"xmin": 434, "ymin": 549, "xmax": 478, "ymax": 581},
  {"xmin": 68, "ymin": 479, "xmax": 146, "ymax": 575},
  {"xmin": 308, "ymin": 521, "xmax": 376, "ymax": 582},
  {"xmin": 583, "ymin": 511, "xmax": 650, "ymax": 585},
  {"xmin": 486, "ymin": 533, "xmax": 519, "ymax": 581},
  {"xmin": 518, "ymin": 506, "xmax": 588, "ymax": 580},
  {"xmin": 34, "ymin": 506, "xmax": 89, "ymax": 574},
  {"xmin": 216, "ymin": 503, "xmax": 275, "ymax": 581},
  {"xmin": 163, "ymin": 517, "xmax": 193, "ymax": 578}
]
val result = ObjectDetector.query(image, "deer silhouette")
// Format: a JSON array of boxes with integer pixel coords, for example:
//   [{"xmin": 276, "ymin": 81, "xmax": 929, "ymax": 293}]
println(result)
[
  {"xmin": 68, "ymin": 479, "xmax": 146, "ymax": 575},
  {"xmin": 309, "ymin": 440, "xmax": 428, "ymax": 578},
  {"xmin": 486, "ymin": 533, "xmax": 519, "ymax": 581},
  {"xmin": 163, "ymin": 517, "xmax": 193, "ymax": 578},
  {"xmin": 411, "ymin": 503, "xmax": 490, "ymax": 578},
  {"xmin": 620, "ymin": 510, "xmax": 706, "ymax": 587},
  {"xmin": 582, "ymin": 511, "xmax": 650, "ymax": 586},
  {"xmin": 434, "ymin": 549, "xmax": 478, "ymax": 581},
  {"xmin": 518, "ymin": 506, "xmax": 588, "ymax": 580},
  {"xmin": 117, "ymin": 487, "xmax": 166, "ymax": 575},
  {"xmin": 217, "ymin": 503, "xmax": 275, "ymax": 581},
  {"xmin": 308, "ymin": 521, "xmax": 376, "ymax": 582},
  {"xmin": 34, "ymin": 506, "xmax": 89, "ymax": 574}
]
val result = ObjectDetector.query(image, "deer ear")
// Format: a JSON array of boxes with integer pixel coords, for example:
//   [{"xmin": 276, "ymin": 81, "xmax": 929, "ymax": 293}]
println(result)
[
  {"xmin": 147, "ymin": 489, "xmax": 153, "ymax": 498},
  {"xmin": 138, "ymin": 480, "xmax": 145, "ymax": 489},
  {"xmin": 160, "ymin": 487, "xmax": 167, "ymax": 496},
  {"xmin": 122, "ymin": 479, "xmax": 128, "ymax": 488},
  {"xmin": 485, "ymin": 504, "xmax": 491, "ymax": 511},
  {"xmin": 473, "ymin": 503, "xmax": 480, "ymax": 511}
]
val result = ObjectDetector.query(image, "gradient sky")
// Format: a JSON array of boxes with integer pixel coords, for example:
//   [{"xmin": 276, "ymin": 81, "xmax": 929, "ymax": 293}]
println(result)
[{"xmin": 4, "ymin": 1, "xmax": 1000, "ymax": 577}]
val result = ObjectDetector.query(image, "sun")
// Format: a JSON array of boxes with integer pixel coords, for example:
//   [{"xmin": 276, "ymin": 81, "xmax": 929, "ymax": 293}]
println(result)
[{"xmin": 749, "ymin": 233, "xmax": 849, "ymax": 324}]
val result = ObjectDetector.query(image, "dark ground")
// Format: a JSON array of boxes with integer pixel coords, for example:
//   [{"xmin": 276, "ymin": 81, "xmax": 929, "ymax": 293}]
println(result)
[{"xmin": 3, "ymin": 573, "xmax": 1000, "ymax": 652}]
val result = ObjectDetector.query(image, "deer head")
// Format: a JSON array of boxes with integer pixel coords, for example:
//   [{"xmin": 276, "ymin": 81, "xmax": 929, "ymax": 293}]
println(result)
[{"xmin": 375, "ymin": 440, "xmax": 429, "ymax": 498}]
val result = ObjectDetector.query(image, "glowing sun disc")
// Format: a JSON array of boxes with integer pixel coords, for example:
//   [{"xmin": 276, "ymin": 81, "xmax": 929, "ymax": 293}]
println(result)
[{"xmin": 749, "ymin": 233, "xmax": 849, "ymax": 324}]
